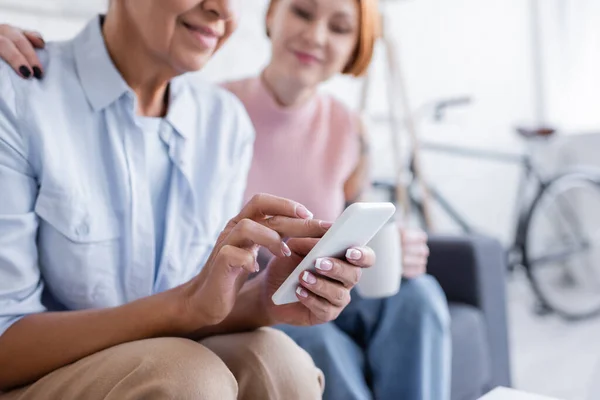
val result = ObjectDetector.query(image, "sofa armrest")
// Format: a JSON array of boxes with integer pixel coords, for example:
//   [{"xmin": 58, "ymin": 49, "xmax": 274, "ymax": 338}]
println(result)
[
  {"xmin": 427, "ymin": 234, "xmax": 505, "ymax": 307},
  {"xmin": 427, "ymin": 234, "xmax": 512, "ymax": 389}
]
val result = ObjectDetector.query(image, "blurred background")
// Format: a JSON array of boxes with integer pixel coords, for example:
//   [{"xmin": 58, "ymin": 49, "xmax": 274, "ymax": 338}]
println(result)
[{"xmin": 1, "ymin": 0, "xmax": 599, "ymax": 398}]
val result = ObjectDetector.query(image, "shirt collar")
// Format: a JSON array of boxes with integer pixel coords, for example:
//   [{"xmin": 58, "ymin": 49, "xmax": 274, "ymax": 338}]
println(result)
[
  {"xmin": 165, "ymin": 76, "xmax": 195, "ymax": 140},
  {"xmin": 73, "ymin": 16, "xmax": 130, "ymax": 112},
  {"xmin": 73, "ymin": 16, "xmax": 195, "ymax": 140}
]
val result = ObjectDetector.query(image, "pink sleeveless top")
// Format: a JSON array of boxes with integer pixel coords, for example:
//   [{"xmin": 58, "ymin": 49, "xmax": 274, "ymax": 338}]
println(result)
[{"xmin": 222, "ymin": 77, "xmax": 360, "ymax": 222}]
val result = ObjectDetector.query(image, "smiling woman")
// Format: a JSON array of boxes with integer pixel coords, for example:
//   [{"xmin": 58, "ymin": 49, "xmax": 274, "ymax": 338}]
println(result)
[
  {"xmin": 271, "ymin": 0, "xmax": 378, "ymax": 75},
  {"xmin": 265, "ymin": 0, "xmax": 378, "ymax": 91},
  {"xmin": 0, "ymin": 0, "xmax": 381, "ymax": 399},
  {"xmin": 104, "ymin": 0, "xmax": 236, "ymax": 103}
]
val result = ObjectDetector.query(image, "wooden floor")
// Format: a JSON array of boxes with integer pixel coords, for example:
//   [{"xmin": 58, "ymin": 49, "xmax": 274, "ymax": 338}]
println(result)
[{"xmin": 507, "ymin": 270, "xmax": 600, "ymax": 400}]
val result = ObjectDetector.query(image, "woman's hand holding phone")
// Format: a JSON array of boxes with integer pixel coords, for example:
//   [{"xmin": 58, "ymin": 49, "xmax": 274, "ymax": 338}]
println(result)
[{"xmin": 260, "ymin": 238, "xmax": 375, "ymax": 326}]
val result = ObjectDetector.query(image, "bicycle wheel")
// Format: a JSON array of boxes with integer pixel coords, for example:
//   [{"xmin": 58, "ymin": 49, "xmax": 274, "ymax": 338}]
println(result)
[{"xmin": 522, "ymin": 171, "xmax": 600, "ymax": 320}]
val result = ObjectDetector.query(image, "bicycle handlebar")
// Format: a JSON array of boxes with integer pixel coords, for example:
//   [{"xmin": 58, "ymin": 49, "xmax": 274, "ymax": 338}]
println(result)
[
  {"xmin": 433, "ymin": 97, "xmax": 473, "ymax": 121},
  {"xmin": 369, "ymin": 95, "xmax": 474, "ymax": 125}
]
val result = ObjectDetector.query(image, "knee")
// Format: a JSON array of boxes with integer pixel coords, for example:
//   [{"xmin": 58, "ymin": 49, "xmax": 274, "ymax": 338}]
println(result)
[
  {"xmin": 115, "ymin": 337, "xmax": 237, "ymax": 400},
  {"xmin": 399, "ymin": 275, "xmax": 451, "ymax": 332},
  {"xmin": 232, "ymin": 328, "xmax": 324, "ymax": 399}
]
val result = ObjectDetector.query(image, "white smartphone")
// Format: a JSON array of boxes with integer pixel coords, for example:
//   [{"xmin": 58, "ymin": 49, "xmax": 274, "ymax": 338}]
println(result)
[{"xmin": 271, "ymin": 202, "xmax": 396, "ymax": 306}]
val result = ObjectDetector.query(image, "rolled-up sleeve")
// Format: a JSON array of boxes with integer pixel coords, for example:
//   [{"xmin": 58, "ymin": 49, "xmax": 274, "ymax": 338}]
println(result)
[{"xmin": 0, "ymin": 67, "xmax": 45, "ymax": 337}]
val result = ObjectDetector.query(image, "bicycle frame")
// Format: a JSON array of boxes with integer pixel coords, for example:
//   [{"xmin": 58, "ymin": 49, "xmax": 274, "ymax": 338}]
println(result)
[
  {"xmin": 404, "ymin": 140, "xmax": 551, "ymax": 269},
  {"xmin": 372, "ymin": 98, "xmax": 600, "ymax": 318},
  {"xmin": 407, "ymin": 140, "xmax": 597, "ymax": 275}
]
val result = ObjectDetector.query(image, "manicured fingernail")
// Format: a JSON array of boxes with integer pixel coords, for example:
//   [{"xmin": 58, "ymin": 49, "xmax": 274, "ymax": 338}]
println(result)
[
  {"xmin": 296, "ymin": 286, "xmax": 309, "ymax": 298},
  {"xmin": 32, "ymin": 66, "xmax": 43, "ymax": 79},
  {"xmin": 302, "ymin": 271, "xmax": 317, "ymax": 285},
  {"xmin": 315, "ymin": 258, "xmax": 333, "ymax": 271},
  {"xmin": 296, "ymin": 205, "xmax": 313, "ymax": 219},
  {"xmin": 34, "ymin": 32, "xmax": 45, "ymax": 44},
  {"xmin": 346, "ymin": 249, "xmax": 362, "ymax": 261},
  {"xmin": 319, "ymin": 220, "xmax": 333, "ymax": 229},
  {"xmin": 19, "ymin": 66, "xmax": 31, "ymax": 78},
  {"xmin": 281, "ymin": 242, "xmax": 292, "ymax": 257}
]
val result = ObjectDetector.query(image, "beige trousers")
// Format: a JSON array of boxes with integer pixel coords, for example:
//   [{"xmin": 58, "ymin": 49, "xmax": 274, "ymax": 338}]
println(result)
[{"xmin": 0, "ymin": 328, "xmax": 324, "ymax": 400}]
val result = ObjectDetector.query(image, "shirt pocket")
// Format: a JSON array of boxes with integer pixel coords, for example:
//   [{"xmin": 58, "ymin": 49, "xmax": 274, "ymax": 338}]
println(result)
[
  {"xmin": 34, "ymin": 189, "xmax": 122, "ymax": 310},
  {"xmin": 35, "ymin": 190, "xmax": 120, "ymax": 243}
]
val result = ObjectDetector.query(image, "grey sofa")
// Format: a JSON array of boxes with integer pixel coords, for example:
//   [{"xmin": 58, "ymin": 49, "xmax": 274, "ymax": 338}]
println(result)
[{"xmin": 427, "ymin": 234, "xmax": 512, "ymax": 400}]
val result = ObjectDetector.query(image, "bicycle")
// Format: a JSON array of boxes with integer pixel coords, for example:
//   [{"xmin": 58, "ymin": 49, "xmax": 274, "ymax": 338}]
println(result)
[{"xmin": 372, "ymin": 100, "xmax": 600, "ymax": 321}]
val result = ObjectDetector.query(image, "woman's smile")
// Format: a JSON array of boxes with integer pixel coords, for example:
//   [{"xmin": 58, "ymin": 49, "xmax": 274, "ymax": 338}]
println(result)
[{"xmin": 181, "ymin": 20, "xmax": 222, "ymax": 50}]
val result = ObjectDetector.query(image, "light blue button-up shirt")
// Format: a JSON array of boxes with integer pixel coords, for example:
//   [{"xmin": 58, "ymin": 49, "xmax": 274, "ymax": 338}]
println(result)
[{"xmin": 0, "ymin": 17, "xmax": 255, "ymax": 336}]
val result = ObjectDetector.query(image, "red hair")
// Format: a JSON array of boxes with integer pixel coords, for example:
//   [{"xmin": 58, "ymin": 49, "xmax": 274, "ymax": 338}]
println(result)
[{"xmin": 266, "ymin": 0, "xmax": 380, "ymax": 77}]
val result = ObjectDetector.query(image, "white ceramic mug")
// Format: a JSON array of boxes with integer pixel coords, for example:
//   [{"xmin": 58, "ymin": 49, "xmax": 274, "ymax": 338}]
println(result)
[{"xmin": 356, "ymin": 220, "xmax": 402, "ymax": 298}]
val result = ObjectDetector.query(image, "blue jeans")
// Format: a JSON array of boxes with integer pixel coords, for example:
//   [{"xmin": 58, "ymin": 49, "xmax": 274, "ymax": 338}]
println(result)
[{"xmin": 277, "ymin": 275, "xmax": 451, "ymax": 400}]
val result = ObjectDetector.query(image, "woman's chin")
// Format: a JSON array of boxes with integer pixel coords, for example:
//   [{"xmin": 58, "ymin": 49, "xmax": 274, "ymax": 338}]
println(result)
[
  {"xmin": 290, "ymin": 71, "xmax": 322, "ymax": 88},
  {"xmin": 172, "ymin": 55, "xmax": 212, "ymax": 75}
]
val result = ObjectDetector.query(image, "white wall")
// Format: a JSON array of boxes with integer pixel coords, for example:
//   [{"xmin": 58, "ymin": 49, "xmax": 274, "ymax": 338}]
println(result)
[
  {"xmin": 1, "ymin": 0, "xmax": 595, "ymax": 244},
  {"xmin": 541, "ymin": 0, "xmax": 600, "ymax": 131}
]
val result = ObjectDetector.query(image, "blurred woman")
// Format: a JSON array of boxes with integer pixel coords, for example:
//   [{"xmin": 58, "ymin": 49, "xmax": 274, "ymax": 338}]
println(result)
[{"xmin": 223, "ymin": 1, "xmax": 452, "ymax": 399}]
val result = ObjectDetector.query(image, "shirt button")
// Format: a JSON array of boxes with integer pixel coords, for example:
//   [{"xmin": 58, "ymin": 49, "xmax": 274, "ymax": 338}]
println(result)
[{"xmin": 76, "ymin": 223, "xmax": 89, "ymax": 236}]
